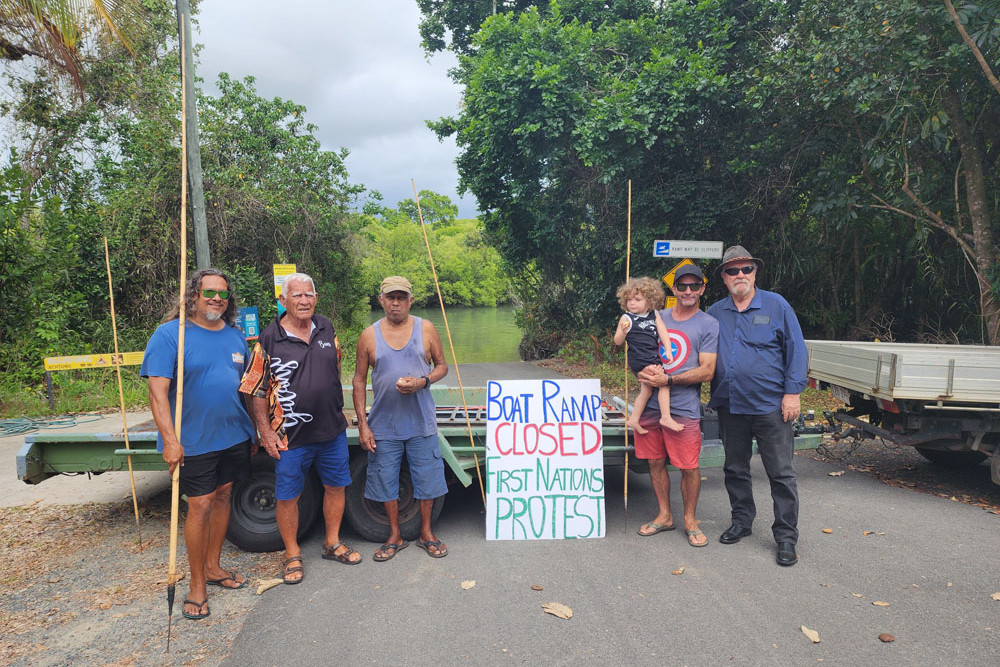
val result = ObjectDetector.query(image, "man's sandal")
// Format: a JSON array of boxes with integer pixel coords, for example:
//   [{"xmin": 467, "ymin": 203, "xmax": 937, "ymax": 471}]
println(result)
[
  {"xmin": 282, "ymin": 555, "xmax": 304, "ymax": 584},
  {"xmin": 686, "ymin": 529, "xmax": 709, "ymax": 547},
  {"xmin": 182, "ymin": 597, "xmax": 210, "ymax": 620},
  {"xmin": 416, "ymin": 539, "xmax": 448, "ymax": 558},
  {"xmin": 207, "ymin": 570, "xmax": 248, "ymax": 589},
  {"xmin": 373, "ymin": 541, "xmax": 408, "ymax": 562},
  {"xmin": 322, "ymin": 541, "xmax": 362, "ymax": 565}
]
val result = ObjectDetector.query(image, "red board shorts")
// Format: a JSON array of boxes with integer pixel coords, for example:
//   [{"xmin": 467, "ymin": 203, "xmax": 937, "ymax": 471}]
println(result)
[{"xmin": 633, "ymin": 415, "xmax": 702, "ymax": 469}]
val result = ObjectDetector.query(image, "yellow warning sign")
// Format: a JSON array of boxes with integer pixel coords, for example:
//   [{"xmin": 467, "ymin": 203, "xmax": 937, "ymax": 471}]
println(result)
[
  {"xmin": 661, "ymin": 258, "xmax": 704, "ymax": 289},
  {"xmin": 273, "ymin": 264, "xmax": 297, "ymax": 297},
  {"xmin": 44, "ymin": 351, "xmax": 144, "ymax": 371}
]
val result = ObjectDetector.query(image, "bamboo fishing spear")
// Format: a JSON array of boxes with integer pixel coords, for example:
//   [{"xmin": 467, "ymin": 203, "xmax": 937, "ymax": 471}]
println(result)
[
  {"xmin": 104, "ymin": 237, "xmax": 143, "ymax": 552},
  {"xmin": 166, "ymin": 16, "xmax": 190, "ymax": 651},
  {"xmin": 411, "ymin": 180, "xmax": 487, "ymax": 506},
  {"xmin": 623, "ymin": 180, "xmax": 632, "ymax": 533}
]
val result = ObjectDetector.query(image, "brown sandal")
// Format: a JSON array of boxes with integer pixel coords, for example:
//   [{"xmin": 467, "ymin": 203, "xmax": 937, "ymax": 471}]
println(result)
[
  {"xmin": 282, "ymin": 555, "xmax": 304, "ymax": 584},
  {"xmin": 322, "ymin": 541, "xmax": 362, "ymax": 565}
]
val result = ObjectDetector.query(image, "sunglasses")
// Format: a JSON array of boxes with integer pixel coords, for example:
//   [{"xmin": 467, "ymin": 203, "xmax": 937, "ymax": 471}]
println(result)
[
  {"xmin": 201, "ymin": 289, "xmax": 230, "ymax": 299},
  {"xmin": 723, "ymin": 266, "xmax": 756, "ymax": 276},
  {"xmin": 674, "ymin": 282, "xmax": 702, "ymax": 292}
]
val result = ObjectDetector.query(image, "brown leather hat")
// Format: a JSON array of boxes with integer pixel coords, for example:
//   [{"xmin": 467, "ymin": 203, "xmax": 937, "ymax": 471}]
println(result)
[{"xmin": 718, "ymin": 245, "xmax": 764, "ymax": 273}]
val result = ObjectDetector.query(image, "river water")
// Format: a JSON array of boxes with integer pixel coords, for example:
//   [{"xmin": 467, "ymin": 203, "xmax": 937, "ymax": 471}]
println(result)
[{"xmin": 368, "ymin": 305, "xmax": 522, "ymax": 363}]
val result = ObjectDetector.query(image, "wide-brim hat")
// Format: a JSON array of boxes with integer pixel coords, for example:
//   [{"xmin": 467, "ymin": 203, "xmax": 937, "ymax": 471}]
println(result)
[
  {"xmin": 380, "ymin": 276, "xmax": 412, "ymax": 295},
  {"xmin": 718, "ymin": 245, "xmax": 764, "ymax": 273}
]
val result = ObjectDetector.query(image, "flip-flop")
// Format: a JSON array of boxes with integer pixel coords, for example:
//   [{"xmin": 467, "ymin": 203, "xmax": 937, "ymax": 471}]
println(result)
[
  {"xmin": 638, "ymin": 521, "xmax": 676, "ymax": 536},
  {"xmin": 373, "ymin": 541, "xmax": 409, "ymax": 562},
  {"xmin": 207, "ymin": 570, "xmax": 248, "ymax": 589},
  {"xmin": 686, "ymin": 529, "xmax": 709, "ymax": 547},
  {"xmin": 282, "ymin": 555, "xmax": 304, "ymax": 584},
  {"xmin": 182, "ymin": 597, "xmax": 210, "ymax": 620},
  {"xmin": 415, "ymin": 539, "xmax": 448, "ymax": 558},
  {"xmin": 323, "ymin": 541, "xmax": 362, "ymax": 565}
]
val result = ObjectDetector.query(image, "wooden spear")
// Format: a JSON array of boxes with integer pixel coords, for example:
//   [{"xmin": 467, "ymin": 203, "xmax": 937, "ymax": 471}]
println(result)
[
  {"xmin": 411, "ymin": 180, "xmax": 487, "ymax": 506},
  {"xmin": 166, "ymin": 15, "xmax": 190, "ymax": 651},
  {"xmin": 623, "ymin": 180, "xmax": 632, "ymax": 533},
  {"xmin": 104, "ymin": 237, "xmax": 143, "ymax": 552}
]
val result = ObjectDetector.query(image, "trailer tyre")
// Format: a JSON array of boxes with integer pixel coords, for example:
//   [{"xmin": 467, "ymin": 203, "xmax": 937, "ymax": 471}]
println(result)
[
  {"xmin": 345, "ymin": 452, "xmax": 444, "ymax": 543},
  {"xmin": 915, "ymin": 445, "xmax": 988, "ymax": 468},
  {"xmin": 227, "ymin": 454, "xmax": 322, "ymax": 552}
]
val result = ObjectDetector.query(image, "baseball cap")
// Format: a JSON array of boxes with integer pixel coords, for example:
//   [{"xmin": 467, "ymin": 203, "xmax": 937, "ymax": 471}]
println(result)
[
  {"xmin": 380, "ymin": 276, "xmax": 413, "ymax": 295},
  {"xmin": 674, "ymin": 264, "xmax": 705, "ymax": 282}
]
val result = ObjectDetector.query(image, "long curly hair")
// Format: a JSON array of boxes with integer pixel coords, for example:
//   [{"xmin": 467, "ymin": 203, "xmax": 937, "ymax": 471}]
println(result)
[
  {"xmin": 162, "ymin": 268, "xmax": 238, "ymax": 326},
  {"xmin": 616, "ymin": 277, "xmax": 665, "ymax": 312}
]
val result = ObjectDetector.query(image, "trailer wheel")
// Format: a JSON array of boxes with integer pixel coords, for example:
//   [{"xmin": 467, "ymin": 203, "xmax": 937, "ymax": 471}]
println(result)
[
  {"xmin": 227, "ymin": 454, "xmax": 322, "ymax": 552},
  {"xmin": 345, "ymin": 452, "xmax": 444, "ymax": 543},
  {"xmin": 915, "ymin": 445, "xmax": 988, "ymax": 468}
]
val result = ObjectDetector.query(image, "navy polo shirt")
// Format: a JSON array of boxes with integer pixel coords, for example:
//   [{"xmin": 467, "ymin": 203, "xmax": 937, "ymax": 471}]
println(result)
[{"xmin": 707, "ymin": 288, "xmax": 808, "ymax": 415}]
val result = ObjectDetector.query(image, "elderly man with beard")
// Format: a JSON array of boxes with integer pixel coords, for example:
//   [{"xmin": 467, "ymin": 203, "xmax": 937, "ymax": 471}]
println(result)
[
  {"xmin": 240, "ymin": 272, "xmax": 360, "ymax": 586},
  {"xmin": 141, "ymin": 269, "xmax": 256, "ymax": 620},
  {"xmin": 353, "ymin": 276, "xmax": 449, "ymax": 561},
  {"xmin": 707, "ymin": 246, "xmax": 808, "ymax": 566}
]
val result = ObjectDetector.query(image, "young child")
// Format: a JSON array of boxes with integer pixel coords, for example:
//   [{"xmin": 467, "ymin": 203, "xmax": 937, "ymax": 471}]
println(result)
[{"xmin": 613, "ymin": 277, "xmax": 684, "ymax": 434}]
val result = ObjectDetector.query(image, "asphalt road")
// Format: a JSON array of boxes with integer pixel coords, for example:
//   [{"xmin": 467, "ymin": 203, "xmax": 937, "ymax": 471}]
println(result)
[{"xmin": 223, "ymin": 371, "xmax": 1000, "ymax": 666}]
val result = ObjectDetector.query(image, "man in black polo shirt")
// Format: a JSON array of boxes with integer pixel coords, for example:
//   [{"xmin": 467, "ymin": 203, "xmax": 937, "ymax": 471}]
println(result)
[{"xmin": 240, "ymin": 272, "xmax": 360, "ymax": 585}]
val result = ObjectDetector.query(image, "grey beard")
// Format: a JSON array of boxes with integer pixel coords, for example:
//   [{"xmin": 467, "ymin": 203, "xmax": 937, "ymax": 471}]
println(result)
[{"xmin": 204, "ymin": 309, "xmax": 223, "ymax": 322}]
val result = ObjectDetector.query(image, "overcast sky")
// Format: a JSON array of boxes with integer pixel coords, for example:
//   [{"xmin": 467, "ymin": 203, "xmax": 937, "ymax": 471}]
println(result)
[{"xmin": 194, "ymin": 0, "xmax": 478, "ymax": 218}]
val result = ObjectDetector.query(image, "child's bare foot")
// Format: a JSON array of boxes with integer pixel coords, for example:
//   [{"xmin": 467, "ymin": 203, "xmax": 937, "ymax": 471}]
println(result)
[
  {"xmin": 627, "ymin": 418, "xmax": 648, "ymax": 434},
  {"xmin": 660, "ymin": 416, "xmax": 685, "ymax": 432}
]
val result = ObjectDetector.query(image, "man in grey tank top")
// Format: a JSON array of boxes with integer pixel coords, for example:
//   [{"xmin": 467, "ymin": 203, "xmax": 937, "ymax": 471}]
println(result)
[{"xmin": 352, "ymin": 276, "xmax": 450, "ymax": 560}]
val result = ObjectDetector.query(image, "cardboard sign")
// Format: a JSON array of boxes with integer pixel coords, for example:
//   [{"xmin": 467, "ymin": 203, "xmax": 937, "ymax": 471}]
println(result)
[{"xmin": 485, "ymin": 379, "xmax": 605, "ymax": 540}]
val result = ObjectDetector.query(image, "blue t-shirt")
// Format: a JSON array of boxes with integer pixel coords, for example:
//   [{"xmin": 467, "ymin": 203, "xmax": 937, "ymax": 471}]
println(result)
[
  {"xmin": 707, "ymin": 288, "xmax": 808, "ymax": 415},
  {"xmin": 140, "ymin": 320, "xmax": 255, "ymax": 456}
]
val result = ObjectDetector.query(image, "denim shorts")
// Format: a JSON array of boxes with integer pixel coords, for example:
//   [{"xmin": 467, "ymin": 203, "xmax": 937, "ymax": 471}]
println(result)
[
  {"xmin": 364, "ymin": 433, "xmax": 447, "ymax": 502},
  {"xmin": 274, "ymin": 431, "xmax": 350, "ymax": 500}
]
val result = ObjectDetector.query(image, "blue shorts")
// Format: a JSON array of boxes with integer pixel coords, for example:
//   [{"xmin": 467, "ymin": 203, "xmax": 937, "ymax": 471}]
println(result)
[
  {"xmin": 274, "ymin": 431, "xmax": 350, "ymax": 501},
  {"xmin": 364, "ymin": 433, "xmax": 448, "ymax": 502}
]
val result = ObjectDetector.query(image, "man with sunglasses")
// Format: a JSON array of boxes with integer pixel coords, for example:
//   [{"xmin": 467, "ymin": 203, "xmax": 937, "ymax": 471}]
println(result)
[
  {"xmin": 240, "ymin": 272, "xmax": 360, "ymax": 586},
  {"xmin": 707, "ymin": 245, "xmax": 808, "ymax": 566},
  {"xmin": 141, "ymin": 269, "xmax": 256, "ymax": 620},
  {"xmin": 634, "ymin": 264, "xmax": 719, "ymax": 547}
]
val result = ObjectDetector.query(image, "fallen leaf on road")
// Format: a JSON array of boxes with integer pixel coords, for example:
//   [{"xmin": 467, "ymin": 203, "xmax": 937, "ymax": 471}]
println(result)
[
  {"xmin": 531, "ymin": 584, "xmax": 543, "ymax": 591},
  {"xmin": 542, "ymin": 602, "xmax": 573, "ymax": 619},
  {"xmin": 822, "ymin": 528, "xmax": 833, "ymax": 534},
  {"xmin": 672, "ymin": 567, "xmax": 685, "ymax": 575},
  {"xmin": 828, "ymin": 471, "xmax": 845, "ymax": 476},
  {"xmin": 461, "ymin": 580, "xmax": 476, "ymax": 590},
  {"xmin": 878, "ymin": 633, "xmax": 895, "ymax": 643},
  {"xmin": 947, "ymin": 582, "xmax": 952, "ymax": 588},
  {"xmin": 156, "ymin": 572, "xmax": 185, "ymax": 585},
  {"xmin": 801, "ymin": 626, "xmax": 821, "ymax": 643},
  {"xmin": 873, "ymin": 601, "xmax": 890, "ymax": 607},
  {"xmin": 863, "ymin": 531, "xmax": 874, "ymax": 536},
  {"xmin": 852, "ymin": 593, "xmax": 863, "ymax": 598},
  {"xmin": 256, "ymin": 578, "xmax": 283, "ymax": 595},
  {"xmin": 991, "ymin": 592, "xmax": 1000, "ymax": 601}
]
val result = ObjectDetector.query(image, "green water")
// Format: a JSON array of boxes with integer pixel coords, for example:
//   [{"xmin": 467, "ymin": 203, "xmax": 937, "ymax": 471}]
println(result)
[{"xmin": 368, "ymin": 305, "xmax": 522, "ymax": 363}]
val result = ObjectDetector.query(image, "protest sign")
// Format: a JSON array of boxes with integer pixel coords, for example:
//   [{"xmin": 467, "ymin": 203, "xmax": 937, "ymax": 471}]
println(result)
[{"xmin": 485, "ymin": 378, "xmax": 605, "ymax": 540}]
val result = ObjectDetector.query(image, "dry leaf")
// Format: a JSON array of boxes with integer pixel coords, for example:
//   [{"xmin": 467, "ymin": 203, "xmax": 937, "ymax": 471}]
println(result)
[
  {"xmin": 863, "ymin": 531, "xmax": 874, "ymax": 536},
  {"xmin": 256, "ymin": 578, "xmax": 284, "ymax": 595},
  {"xmin": 828, "ymin": 470, "xmax": 845, "ymax": 476},
  {"xmin": 947, "ymin": 582, "xmax": 952, "ymax": 588},
  {"xmin": 822, "ymin": 528, "xmax": 834, "ymax": 534},
  {"xmin": 990, "ymin": 592, "xmax": 1000, "ymax": 601},
  {"xmin": 542, "ymin": 602, "xmax": 573, "ymax": 619},
  {"xmin": 873, "ymin": 601, "xmax": 890, "ymax": 607},
  {"xmin": 878, "ymin": 633, "xmax": 895, "ymax": 643},
  {"xmin": 852, "ymin": 593, "xmax": 863, "ymax": 598},
  {"xmin": 157, "ymin": 571, "xmax": 185, "ymax": 586},
  {"xmin": 672, "ymin": 567, "xmax": 685, "ymax": 575},
  {"xmin": 801, "ymin": 626, "xmax": 821, "ymax": 643},
  {"xmin": 461, "ymin": 580, "xmax": 476, "ymax": 590},
  {"xmin": 531, "ymin": 585, "xmax": 543, "ymax": 591}
]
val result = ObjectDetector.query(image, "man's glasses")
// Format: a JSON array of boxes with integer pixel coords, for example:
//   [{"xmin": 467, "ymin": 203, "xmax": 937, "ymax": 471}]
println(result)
[
  {"xmin": 674, "ymin": 282, "xmax": 702, "ymax": 292},
  {"xmin": 723, "ymin": 266, "xmax": 755, "ymax": 276},
  {"xmin": 201, "ymin": 289, "xmax": 230, "ymax": 299}
]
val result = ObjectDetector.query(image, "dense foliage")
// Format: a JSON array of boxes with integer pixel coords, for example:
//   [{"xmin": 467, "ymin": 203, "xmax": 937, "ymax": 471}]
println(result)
[{"xmin": 424, "ymin": 0, "xmax": 1000, "ymax": 352}]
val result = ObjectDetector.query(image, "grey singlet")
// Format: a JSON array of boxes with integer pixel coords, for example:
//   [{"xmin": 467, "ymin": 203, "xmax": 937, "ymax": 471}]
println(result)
[{"xmin": 368, "ymin": 316, "xmax": 437, "ymax": 440}]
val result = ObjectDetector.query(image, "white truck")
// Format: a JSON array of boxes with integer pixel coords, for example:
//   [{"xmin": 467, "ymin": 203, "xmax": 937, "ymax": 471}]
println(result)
[{"xmin": 805, "ymin": 340, "xmax": 1000, "ymax": 485}]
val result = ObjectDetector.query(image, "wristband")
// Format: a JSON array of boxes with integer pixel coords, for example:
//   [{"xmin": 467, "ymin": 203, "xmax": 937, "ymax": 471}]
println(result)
[
  {"xmin": 667, "ymin": 375, "xmax": 673, "ymax": 387},
  {"xmin": 422, "ymin": 375, "xmax": 430, "ymax": 388}
]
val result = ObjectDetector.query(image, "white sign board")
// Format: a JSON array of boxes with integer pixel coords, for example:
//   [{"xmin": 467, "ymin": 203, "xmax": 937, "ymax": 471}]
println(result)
[
  {"xmin": 653, "ymin": 240, "xmax": 723, "ymax": 258},
  {"xmin": 485, "ymin": 379, "xmax": 606, "ymax": 540}
]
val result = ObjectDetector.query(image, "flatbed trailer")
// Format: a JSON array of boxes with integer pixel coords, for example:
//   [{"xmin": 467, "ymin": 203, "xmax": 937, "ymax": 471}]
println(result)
[
  {"xmin": 19, "ymin": 385, "xmax": 822, "ymax": 551},
  {"xmin": 806, "ymin": 340, "xmax": 1000, "ymax": 484}
]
